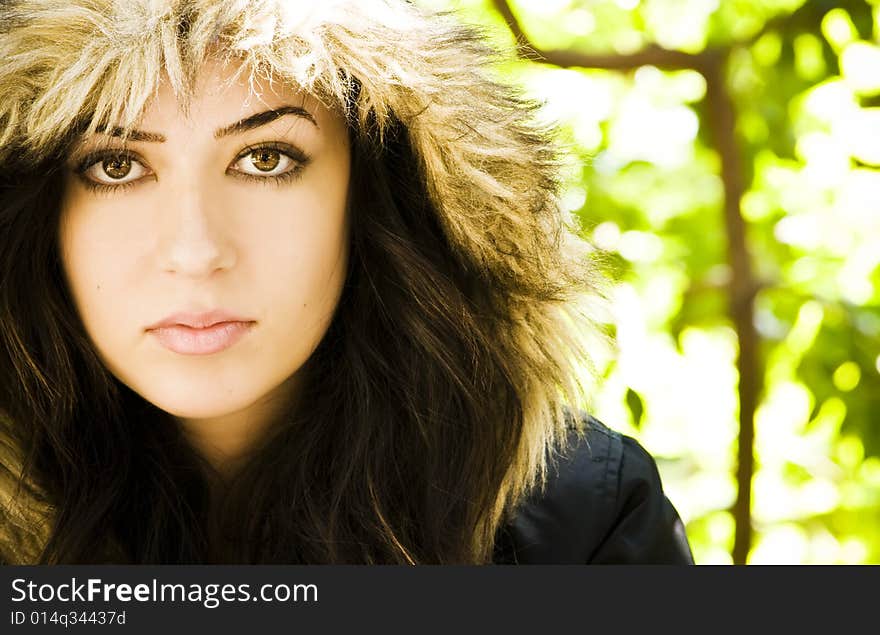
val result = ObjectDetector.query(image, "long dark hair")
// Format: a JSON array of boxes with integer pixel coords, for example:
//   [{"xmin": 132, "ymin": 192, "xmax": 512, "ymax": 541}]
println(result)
[{"xmin": 0, "ymin": 111, "xmax": 539, "ymax": 564}]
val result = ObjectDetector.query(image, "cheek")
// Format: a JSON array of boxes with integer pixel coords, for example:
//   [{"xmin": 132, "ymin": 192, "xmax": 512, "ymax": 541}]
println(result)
[
  {"xmin": 252, "ymin": 193, "xmax": 350, "ymax": 331},
  {"xmin": 58, "ymin": 200, "xmax": 148, "ymax": 348}
]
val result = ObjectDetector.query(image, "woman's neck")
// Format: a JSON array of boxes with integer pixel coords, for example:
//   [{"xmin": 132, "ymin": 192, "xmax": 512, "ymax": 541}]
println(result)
[{"xmin": 176, "ymin": 372, "xmax": 302, "ymax": 478}]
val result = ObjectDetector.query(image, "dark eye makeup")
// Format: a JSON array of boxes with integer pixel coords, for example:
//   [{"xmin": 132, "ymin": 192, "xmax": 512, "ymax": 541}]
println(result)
[{"xmin": 71, "ymin": 142, "xmax": 312, "ymax": 194}]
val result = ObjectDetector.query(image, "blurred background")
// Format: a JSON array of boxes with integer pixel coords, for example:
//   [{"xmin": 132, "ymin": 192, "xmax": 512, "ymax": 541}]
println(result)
[{"xmin": 423, "ymin": 0, "xmax": 880, "ymax": 564}]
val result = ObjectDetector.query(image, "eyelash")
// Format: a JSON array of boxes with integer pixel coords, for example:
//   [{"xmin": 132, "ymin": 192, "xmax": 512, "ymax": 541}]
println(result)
[{"xmin": 73, "ymin": 143, "xmax": 311, "ymax": 194}]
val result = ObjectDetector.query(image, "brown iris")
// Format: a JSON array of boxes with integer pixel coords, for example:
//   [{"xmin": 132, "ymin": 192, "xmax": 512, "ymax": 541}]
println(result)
[
  {"xmin": 102, "ymin": 155, "xmax": 131, "ymax": 179},
  {"xmin": 251, "ymin": 149, "xmax": 281, "ymax": 172}
]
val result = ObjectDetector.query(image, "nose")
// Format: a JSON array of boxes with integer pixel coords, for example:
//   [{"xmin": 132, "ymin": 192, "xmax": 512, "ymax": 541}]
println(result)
[{"xmin": 157, "ymin": 179, "xmax": 237, "ymax": 277}]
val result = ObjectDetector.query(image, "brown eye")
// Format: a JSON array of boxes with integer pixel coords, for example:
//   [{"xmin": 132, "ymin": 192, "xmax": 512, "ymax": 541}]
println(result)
[
  {"xmin": 231, "ymin": 146, "xmax": 298, "ymax": 178},
  {"xmin": 81, "ymin": 152, "xmax": 149, "ymax": 187},
  {"xmin": 102, "ymin": 155, "xmax": 132, "ymax": 179},
  {"xmin": 250, "ymin": 149, "xmax": 281, "ymax": 172}
]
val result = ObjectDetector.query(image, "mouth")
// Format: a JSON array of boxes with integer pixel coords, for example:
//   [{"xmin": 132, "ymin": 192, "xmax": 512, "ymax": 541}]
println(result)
[{"xmin": 148, "ymin": 321, "xmax": 255, "ymax": 355}]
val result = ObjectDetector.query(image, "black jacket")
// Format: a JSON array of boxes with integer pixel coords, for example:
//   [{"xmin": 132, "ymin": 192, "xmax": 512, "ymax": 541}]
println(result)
[{"xmin": 493, "ymin": 415, "xmax": 694, "ymax": 564}]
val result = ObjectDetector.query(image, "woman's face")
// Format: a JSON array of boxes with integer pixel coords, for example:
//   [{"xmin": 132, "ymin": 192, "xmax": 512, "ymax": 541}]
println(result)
[{"xmin": 59, "ymin": 59, "xmax": 350, "ymax": 430}]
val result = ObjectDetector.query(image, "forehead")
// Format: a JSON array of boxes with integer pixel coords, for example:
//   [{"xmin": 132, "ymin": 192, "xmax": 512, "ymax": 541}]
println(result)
[{"xmin": 140, "ymin": 57, "xmax": 324, "ymax": 131}]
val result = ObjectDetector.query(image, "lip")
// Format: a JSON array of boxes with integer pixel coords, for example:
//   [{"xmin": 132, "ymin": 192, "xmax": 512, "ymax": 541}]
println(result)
[
  {"xmin": 146, "ymin": 310, "xmax": 253, "ymax": 330},
  {"xmin": 145, "ymin": 310, "xmax": 256, "ymax": 355},
  {"xmin": 148, "ymin": 321, "xmax": 255, "ymax": 355}
]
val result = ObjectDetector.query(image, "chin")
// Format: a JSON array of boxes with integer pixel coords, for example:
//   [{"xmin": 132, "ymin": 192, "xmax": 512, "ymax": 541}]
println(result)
[
  {"xmin": 130, "ymin": 376, "xmax": 260, "ymax": 421},
  {"xmin": 149, "ymin": 399, "xmax": 247, "ymax": 419}
]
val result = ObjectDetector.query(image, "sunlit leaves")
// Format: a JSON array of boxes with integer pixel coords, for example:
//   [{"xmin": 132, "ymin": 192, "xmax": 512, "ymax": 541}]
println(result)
[{"xmin": 822, "ymin": 7, "xmax": 859, "ymax": 51}]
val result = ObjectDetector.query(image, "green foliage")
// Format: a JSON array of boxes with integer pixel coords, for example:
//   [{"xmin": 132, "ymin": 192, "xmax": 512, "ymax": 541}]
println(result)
[{"xmin": 426, "ymin": 0, "xmax": 880, "ymax": 564}]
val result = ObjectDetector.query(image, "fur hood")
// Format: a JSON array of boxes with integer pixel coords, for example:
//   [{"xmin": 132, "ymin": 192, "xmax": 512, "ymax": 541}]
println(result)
[{"xmin": 0, "ymin": 0, "xmax": 598, "ymax": 563}]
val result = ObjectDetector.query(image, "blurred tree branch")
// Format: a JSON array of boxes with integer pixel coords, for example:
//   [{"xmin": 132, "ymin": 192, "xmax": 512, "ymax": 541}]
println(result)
[
  {"xmin": 491, "ymin": 0, "xmax": 832, "ymax": 72},
  {"xmin": 702, "ymin": 52, "xmax": 758, "ymax": 567},
  {"xmin": 491, "ymin": 0, "xmax": 713, "ymax": 72}
]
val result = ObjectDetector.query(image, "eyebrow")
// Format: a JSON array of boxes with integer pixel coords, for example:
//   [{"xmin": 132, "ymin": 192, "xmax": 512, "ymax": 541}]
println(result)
[
  {"xmin": 94, "ymin": 106, "xmax": 318, "ymax": 143},
  {"xmin": 215, "ymin": 106, "xmax": 319, "ymax": 138}
]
